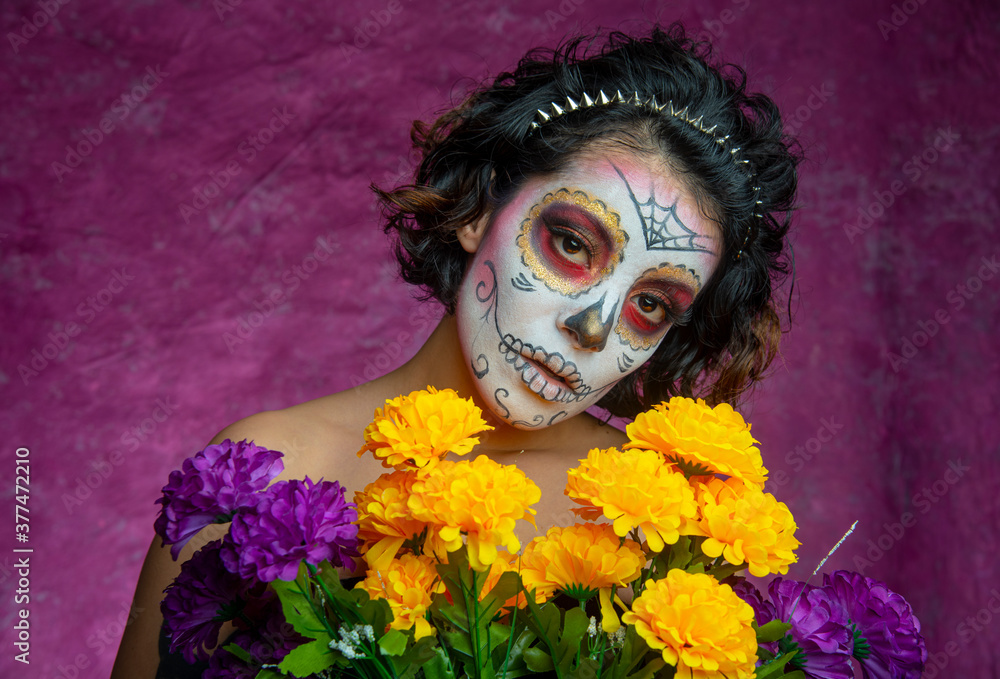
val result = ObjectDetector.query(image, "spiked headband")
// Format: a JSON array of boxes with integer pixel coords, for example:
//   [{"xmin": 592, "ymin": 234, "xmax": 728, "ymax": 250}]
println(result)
[{"xmin": 528, "ymin": 90, "xmax": 761, "ymax": 260}]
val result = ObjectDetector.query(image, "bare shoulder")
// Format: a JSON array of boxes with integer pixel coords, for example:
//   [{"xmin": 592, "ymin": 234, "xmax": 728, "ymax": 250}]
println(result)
[
  {"xmin": 210, "ymin": 391, "xmax": 388, "ymax": 496},
  {"xmin": 111, "ymin": 390, "xmax": 388, "ymax": 679}
]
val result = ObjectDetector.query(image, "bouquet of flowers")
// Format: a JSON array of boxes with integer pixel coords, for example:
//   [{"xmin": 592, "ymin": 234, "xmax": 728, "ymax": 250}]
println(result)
[{"xmin": 155, "ymin": 388, "xmax": 927, "ymax": 679}]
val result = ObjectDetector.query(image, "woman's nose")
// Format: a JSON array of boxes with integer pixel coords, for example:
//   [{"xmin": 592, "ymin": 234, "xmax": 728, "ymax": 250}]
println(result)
[{"xmin": 561, "ymin": 292, "xmax": 619, "ymax": 351}]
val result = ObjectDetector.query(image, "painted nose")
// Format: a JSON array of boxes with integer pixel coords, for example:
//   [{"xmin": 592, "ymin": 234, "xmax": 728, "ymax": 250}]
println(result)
[{"xmin": 563, "ymin": 292, "xmax": 618, "ymax": 351}]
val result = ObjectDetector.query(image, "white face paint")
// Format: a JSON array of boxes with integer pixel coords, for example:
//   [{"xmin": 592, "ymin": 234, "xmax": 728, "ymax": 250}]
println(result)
[{"xmin": 455, "ymin": 148, "xmax": 721, "ymax": 429}]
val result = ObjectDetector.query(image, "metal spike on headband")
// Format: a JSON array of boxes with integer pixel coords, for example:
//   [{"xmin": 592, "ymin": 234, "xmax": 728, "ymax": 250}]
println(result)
[{"xmin": 528, "ymin": 89, "xmax": 761, "ymax": 260}]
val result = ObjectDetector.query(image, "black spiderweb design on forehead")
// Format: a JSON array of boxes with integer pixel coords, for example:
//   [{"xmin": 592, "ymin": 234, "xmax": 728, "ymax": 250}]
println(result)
[{"xmin": 612, "ymin": 164, "xmax": 713, "ymax": 253}]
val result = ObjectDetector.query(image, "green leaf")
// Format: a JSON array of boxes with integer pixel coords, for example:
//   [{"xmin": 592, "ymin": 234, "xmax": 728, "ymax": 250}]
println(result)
[
  {"xmin": 704, "ymin": 561, "xmax": 747, "ymax": 581},
  {"xmin": 390, "ymin": 635, "xmax": 444, "ymax": 679},
  {"xmin": 222, "ymin": 641, "xmax": 253, "ymax": 664},
  {"xmin": 271, "ymin": 576, "xmax": 328, "ymax": 641},
  {"xmin": 379, "ymin": 628, "xmax": 409, "ymax": 656},
  {"xmin": 665, "ymin": 454, "xmax": 714, "ymax": 478},
  {"xmin": 494, "ymin": 627, "xmax": 536, "ymax": 679},
  {"xmin": 254, "ymin": 669, "xmax": 284, "ymax": 679},
  {"xmin": 553, "ymin": 607, "xmax": 589, "ymax": 669},
  {"xmin": 623, "ymin": 657, "xmax": 666, "ymax": 679},
  {"xmin": 523, "ymin": 647, "xmax": 555, "ymax": 673},
  {"xmin": 664, "ymin": 536, "xmax": 693, "ymax": 571},
  {"xmin": 277, "ymin": 634, "xmax": 336, "ymax": 676},
  {"xmin": 314, "ymin": 560, "xmax": 394, "ymax": 633},
  {"xmin": 755, "ymin": 620, "xmax": 793, "ymax": 643},
  {"xmin": 431, "ymin": 548, "xmax": 532, "ymax": 678},
  {"xmin": 566, "ymin": 657, "xmax": 601, "ymax": 679},
  {"xmin": 423, "ymin": 646, "xmax": 458, "ymax": 679},
  {"xmin": 521, "ymin": 598, "xmax": 591, "ymax": 677},
  {"xmin": 442, "ymin": 629, "xmax": 475, "ymax": 658},
  {"xmin": 602, "ymin": 625, "xmax": 652, "ymax": 679},
  {"xmin": 752, "ymin": 650, "xmax": 799, "ymax": 679}
]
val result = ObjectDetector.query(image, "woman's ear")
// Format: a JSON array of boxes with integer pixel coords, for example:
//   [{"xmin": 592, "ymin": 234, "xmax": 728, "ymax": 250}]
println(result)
[
  {"xmin": 456, "ymin": 212, "xmax": 491, "ymax": 254},
  {"xmin": 457, "ymin": 170, "xmax": 496, "ymax": 254}
]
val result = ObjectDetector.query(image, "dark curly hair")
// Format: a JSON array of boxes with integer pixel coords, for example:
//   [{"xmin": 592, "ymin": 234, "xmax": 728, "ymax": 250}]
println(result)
[{"xmin": 375, "ymin": 23, "xmax": 800, "ymax": 417}]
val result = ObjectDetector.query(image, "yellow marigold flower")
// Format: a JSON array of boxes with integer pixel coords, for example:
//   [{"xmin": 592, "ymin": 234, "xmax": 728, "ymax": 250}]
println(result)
[
  {"xmin": 622, "ymin": 569, "xmax": 756, "ymax": 679},
  {"xmin": 694, "ymin": 477, "xmax": 800, "ymax": 577},
  {"xmin": 519, "ymin": 524, "xmax": 644, "ymax": 602},
  {"xmin": 407, "ymin": 455, "xmax": 540, "ymax": 570},
  {"xmin": 520, "ymin": 523, "xmax": 644, "ymax": 633},
  {"xmin": 565, "ymin": 447, "xmax": 697, "ymax": 552},
  {"xmin": 358, "ymin": 553, "xmax": 444, "ymax": 640},
  {"xmin": 358, "ymin": 387, "xmax": 493, "ymax": 471},
  {"xmin": 354, "ymin": 471, "xmax": 429, "ymax": 572},
  {"xmin": 624, "ymin": 396, "xmax": 768, "ymax": 489}
]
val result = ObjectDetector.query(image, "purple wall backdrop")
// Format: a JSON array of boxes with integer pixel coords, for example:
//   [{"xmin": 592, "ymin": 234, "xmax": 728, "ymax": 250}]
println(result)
[{"xmin": 1, "ymin": 0, "xmax": 998, "ymax": 677}]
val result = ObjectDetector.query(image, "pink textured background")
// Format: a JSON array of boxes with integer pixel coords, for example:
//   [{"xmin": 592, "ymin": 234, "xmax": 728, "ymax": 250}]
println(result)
[{"xmin": 1, "ymin": 0, "xmax": 998, "ymax": 677}]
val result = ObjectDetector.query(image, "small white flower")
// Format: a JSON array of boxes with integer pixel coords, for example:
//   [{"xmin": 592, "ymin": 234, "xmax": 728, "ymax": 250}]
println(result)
[{"xmin": 587, "ymin": 616, "xmax": 598, "ymax": 636}]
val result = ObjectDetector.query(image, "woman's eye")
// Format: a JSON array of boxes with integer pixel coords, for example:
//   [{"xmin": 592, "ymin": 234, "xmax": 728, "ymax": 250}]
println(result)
[
  {"xmin": 553, "ymin": 231, "xmax": 590, "ymax": 266},
  {"xmin": 634, "ymin": 294, "xmax": 667, "ymax": 325},
  {"xmin": 562, "ymin": 235, "xmax": 583, "ymax": 254}
]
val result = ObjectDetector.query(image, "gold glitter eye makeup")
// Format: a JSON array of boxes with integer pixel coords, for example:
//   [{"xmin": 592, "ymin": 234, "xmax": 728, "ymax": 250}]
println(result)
[
  {"xmin": 516, "ymin": 188, "xmax": 627, "ymax": 297},
  {"xmin": 615, "ymin": 263, "xmax": 701, "ymax": 351}
]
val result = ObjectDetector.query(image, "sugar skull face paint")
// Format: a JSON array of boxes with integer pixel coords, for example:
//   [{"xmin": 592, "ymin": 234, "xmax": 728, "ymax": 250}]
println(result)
[
  {"xmin": 516, "ymin": 188, "xmax": 629, "ymax": 298},
  {"xmin": 455, "ymin": 148, "xmax": 721, "ymax": 429}
]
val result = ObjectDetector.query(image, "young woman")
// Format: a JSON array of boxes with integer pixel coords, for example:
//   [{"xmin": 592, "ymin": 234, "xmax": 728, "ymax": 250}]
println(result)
[{"xmin": 112, "ymin": 23, "xmax": 799, "ymax": 678}]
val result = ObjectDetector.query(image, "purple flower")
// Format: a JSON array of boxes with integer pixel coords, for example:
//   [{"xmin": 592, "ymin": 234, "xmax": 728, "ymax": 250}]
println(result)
[
  {"xmin": 767, "ymin": 579, "xmax": 855, "ymax": 679},
  {"xmin": 155, "ymin": 439, "xmax": 284, "ymax": 559},
  {"xmin": 733, "ymin": 580, "xmax": 779, "ymax": 656},
  {"xmin": 204, "ymin": 598, "xmax": 306, "ymax": 679},
  {"xmin": 823, "ymin": 570, "xmax": 927, "ymax": 679},
  {"xmin": 161, "ymin": 540, "xmax": 265, "ymax": 664},
  {"xmin": 221, "ymin": 477, "xmax": 359, "ymax": 582}
]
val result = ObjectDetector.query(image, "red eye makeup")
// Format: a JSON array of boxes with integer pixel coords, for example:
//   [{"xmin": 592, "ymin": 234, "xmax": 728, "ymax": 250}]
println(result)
[
  {"xmin": 615, "ymin": 264, "xmax": 701, "ymax": 350},
  {"xmin": 515, "ymin": 188, "xmax": 627, "ymax": 297}
]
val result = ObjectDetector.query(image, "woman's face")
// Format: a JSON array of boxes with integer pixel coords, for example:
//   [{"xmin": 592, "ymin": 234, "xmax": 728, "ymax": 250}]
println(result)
[{"xmin": 455, "ymin": 147, "xmax": 722, "ymax": 429}]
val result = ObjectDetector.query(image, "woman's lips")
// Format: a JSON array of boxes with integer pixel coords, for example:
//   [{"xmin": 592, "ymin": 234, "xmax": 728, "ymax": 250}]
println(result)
[
  {"xmin": 499, "ymin": 333, "xmax": 593, "ymax": 403},
  {"xmin": 523, "ymin": 355, "xmax": 569, "ymax": 387}
]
